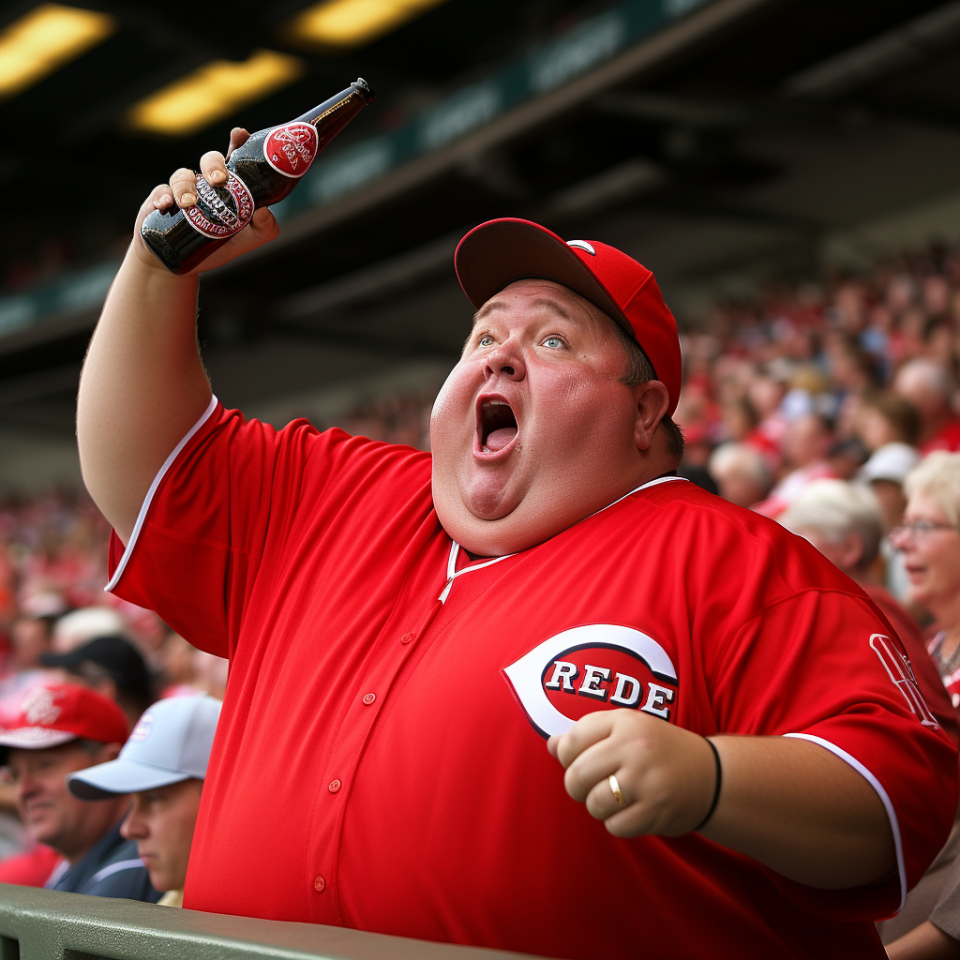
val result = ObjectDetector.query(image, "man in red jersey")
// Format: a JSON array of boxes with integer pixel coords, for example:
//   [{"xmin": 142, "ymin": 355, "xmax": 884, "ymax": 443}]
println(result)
[{"xmin": 73, "ymin": 137, "xmax": 957, "ymax": 959}]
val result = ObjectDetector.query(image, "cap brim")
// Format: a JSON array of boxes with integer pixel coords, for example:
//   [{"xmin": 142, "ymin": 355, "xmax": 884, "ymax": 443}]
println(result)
[
  {"xmin": 455, "ymin": 219, "xmax": 634, "ymax": 338},
  {"xmin": 67, "ymin": 758, "xmax": 189, "ymax": 800},
  {"xmin": 38, "ymin": 650, "xmax": 81, "ymax": 668},
  {"xmin": 0, "ymin": 728, "xmax": 77, "ymax": 751}
]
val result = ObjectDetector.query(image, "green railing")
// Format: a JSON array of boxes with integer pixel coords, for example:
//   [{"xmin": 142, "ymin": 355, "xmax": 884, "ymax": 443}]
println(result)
[{"xmin": 0, "ymin": 884, "xmax": 534, "ymax": 960}]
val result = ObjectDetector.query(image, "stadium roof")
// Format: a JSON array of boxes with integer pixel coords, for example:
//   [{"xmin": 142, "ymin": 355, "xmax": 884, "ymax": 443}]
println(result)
[{"xmin": 1, "ymin": 0, "xmax": 960, "ymax": 477}]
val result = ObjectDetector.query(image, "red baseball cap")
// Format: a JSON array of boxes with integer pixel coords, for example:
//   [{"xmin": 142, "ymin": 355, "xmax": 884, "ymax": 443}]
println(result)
[
  {"xmin": 455, "ymin": 218, "xmax": 682, "ymax": 416},
  {"xmin": 0, "ymin": 683, "xmax": 129, "ymax": 762}
]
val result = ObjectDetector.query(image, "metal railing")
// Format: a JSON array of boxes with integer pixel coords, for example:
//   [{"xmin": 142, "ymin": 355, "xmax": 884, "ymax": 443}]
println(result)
[{"xmin": 0, "ymin": 884, "xmax": 533, "ymax": 960}]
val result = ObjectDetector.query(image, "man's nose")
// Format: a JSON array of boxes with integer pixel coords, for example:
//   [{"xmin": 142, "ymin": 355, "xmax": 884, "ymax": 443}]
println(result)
[
  {"xmin": 17, "ymin": 774, "xmax": 40, "ymax": 802},
  {"xmin": 121, "ymin": 809, "xmax": 146, "ymax": 840},
  {"xmin": 484, "ymin": 340, "xmax": 526, "ymax": 381}
]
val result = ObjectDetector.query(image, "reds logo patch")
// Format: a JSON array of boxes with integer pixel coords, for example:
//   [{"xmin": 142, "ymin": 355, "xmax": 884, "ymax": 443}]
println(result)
[{"xmin": 503, "ymin": 624, "xmax": 679, "ymax": 739}]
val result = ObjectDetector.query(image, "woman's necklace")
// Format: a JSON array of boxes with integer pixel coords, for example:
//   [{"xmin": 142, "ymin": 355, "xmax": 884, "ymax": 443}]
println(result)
[{"xmin": 932, "ymin": 631, "xmax": 960, "ymax": 676}]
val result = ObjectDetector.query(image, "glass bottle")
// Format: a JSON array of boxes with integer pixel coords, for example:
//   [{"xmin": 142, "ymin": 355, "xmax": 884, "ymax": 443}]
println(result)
[{"xmin": 140, "ymin": 78, "xmax": 375, "ymax": 275}]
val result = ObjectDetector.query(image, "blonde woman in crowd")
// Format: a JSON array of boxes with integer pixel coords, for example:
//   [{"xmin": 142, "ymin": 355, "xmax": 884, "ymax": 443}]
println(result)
[
  {"xmin": 895, "ymin": 453, "xmax": 960, "ymax": 706},
  {"xmin": 883, "ymin": 452, "xmax": 960, "ymax": 959},
  {"xmin": 777, "ymin": 479, "xmax": 956, "ymax": 741}
]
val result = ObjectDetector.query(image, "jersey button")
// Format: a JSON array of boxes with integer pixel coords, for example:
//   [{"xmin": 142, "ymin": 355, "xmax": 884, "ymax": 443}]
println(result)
[
  {"xmin": 314, "ymin": 875, "xmax": 326, "ymax": 893},
  {"xmin": 362, "ymin": 693, "xmax": 376, "ymax": 705},
  {"xmin": 400, "ymin": 633, "xmax": 413, "ymax": 644},
  {"xmin": 328, "ymin": 779, "xmax": 341, "ymax": 793}
]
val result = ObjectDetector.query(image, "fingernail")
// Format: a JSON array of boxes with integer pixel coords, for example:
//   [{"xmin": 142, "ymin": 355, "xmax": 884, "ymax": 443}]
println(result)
[
  {"xmin": 181, "ymin": 193, "xmax": 196, "ymax": 206},
  {"xmin": 208, "ymin": 170, "xmax": 224, "ymax": 183}
]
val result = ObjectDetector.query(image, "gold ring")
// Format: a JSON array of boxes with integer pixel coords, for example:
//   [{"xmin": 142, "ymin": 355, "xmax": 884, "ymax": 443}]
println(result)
[{"xmin": 609, "ymin": 773, "xmax": 626, "ymax": 805}]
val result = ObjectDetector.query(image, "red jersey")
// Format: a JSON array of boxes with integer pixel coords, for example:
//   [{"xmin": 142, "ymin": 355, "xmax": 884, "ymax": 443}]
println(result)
[
  {"xmin": 920, "ymin": 420, "xmax": 960, "ymax": 457},
  {"xmin": 107, "ymin": 400, "xmax": 958, "ymax": 960},
  {"xmin": 861, "ymin": 584, "xmax": 960, "ymax": 743}
]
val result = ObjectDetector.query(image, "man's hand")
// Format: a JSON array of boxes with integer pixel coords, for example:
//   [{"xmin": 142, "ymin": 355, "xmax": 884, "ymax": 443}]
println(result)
[
  {"xmin": 550, "ymin": 711, "xmax": 897, "ymax": 888},
  {"xmin": 132, "ymin": 127, "xmax": 279, "ymax": 275},
  {"xmin": 547, "ymin": 710, "xmax": 718, "ymax": 837}
]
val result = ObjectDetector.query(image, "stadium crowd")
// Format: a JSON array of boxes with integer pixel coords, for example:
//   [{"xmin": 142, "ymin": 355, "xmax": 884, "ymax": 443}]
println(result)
[{"xmin": 0, "ymin": 237, "xmax": 959, "ymax": 956}]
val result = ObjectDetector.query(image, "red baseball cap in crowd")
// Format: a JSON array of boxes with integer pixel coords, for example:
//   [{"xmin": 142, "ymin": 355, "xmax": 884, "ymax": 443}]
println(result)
[
  {"xmin": 0, "ymin": 683, "xmax": 129, "ymax": 764},
  {"xmin": 455, "ymin": 218, "xmax": 682, "ymax": 416}
]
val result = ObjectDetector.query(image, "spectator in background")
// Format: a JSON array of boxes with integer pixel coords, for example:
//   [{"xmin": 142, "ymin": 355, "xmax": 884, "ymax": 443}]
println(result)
[
  {"xmin": 68, "ymin": 695, "xmax": 221, "ymax": 908},
  {"xmin": 754, "ymin": 412, "xmax": 836, "ymax": 517},
  {"xmin": 1, "ymin": 615, "xmax": 54, "ymax": 704},
  {"xmin": 892, "ymin": 452, "xmax": 960, "ymax": 707},
  {"xmin": 855, "ymin": 392, "xmax": 920, "ymax": 454},
  {"xmin": 777, "ymin": 479, "xmax": 958, "ymax": 742},
  {"xmin": 879, "ymin": 453, "xmax": 959, "ymax": 960},
  {"xmin": 155, "ymin": 632, "xmax": 228, "ymax": 701},
  {"xmin": 858, "ymin": 442, "xmax": 921, "ymax": 610},
  {"xmin": 778, "ymin": 475, "xmax": 960, "ymax": 960},
  {"xmin": 825, "ymin": 436, "xmax": 868, "ymax": 482},
  {"xmin": 881, "ymin": 462, "xmax": 960, "ymax": 960},
  {"xmin": 707, "ymin": 442, "xmax": 775, "ymax": 509},
  {"xmin": 50, "ymin": 607, "xmax": 126, "ymax": 654},
  {"xmin": 39, "ymin": 634, "xmax": 154, "ymax": 729},
  {"xmin": 859, "ymin": 443, "xmax": 921, "ymax": 535},
  {"xmin": 893, "ymin": 359, "xmax": 960, "ymax": 456},
  {"xmin": 0, "ymin": 683, "xmax": 159, "ymax": 901}
]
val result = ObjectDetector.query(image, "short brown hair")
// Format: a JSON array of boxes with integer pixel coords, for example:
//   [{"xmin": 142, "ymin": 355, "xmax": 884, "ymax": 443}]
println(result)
[
  {"xmin": 860, "ymin": 391, "xmax": 920, "ymax": 446},
  {"xmin": 610, "ymin": 321, "xmax": 685, "ymax": 462}
]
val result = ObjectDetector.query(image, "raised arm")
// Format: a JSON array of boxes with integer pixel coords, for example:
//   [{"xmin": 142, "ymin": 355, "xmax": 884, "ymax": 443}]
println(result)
[{"xmin": 77, "ymin": 130, "xmax": 279, "ymax": 543}]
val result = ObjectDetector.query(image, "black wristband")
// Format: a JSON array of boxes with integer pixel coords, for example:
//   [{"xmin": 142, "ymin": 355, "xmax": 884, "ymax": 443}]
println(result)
[{"xmin": 692, "ymin": 738, "xmax": 722, "ymax": 833}]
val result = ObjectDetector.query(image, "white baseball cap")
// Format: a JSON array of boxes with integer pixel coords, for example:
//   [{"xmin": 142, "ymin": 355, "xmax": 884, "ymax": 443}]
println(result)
[
  {"xmin": 67, "ymin": 694, "xmax": 221, "ymax": 800},
  {"xmin": 858, "ymin": 442, "xmax": 920, "ymax": 486}
]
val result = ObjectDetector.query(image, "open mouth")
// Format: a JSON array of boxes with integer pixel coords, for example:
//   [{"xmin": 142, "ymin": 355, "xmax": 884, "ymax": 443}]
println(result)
[{"xmin": 478, "ymin": 398, "xmax": 518, "ymax": 453}]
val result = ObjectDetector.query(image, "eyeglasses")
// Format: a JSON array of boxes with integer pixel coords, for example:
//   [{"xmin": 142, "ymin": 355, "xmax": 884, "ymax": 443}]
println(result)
[{"xmin": 888, "ymin": 520, "xmax": 957, "ymax": 544}]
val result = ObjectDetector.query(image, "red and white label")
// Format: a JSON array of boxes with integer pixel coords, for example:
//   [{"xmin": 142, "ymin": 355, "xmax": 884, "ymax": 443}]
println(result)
[
  {"xmin": 184, "ymin": 174, "xmax": 255, "ymax": 239},
  {"xmin": 503, "ymin": 624, "xmax": 679, "ymax": 738},
  {"xmin": 263, "ymin": 121, "xmax": 319, "ymax": 178},
  {"xmin": 871, "ymin": 633, "xmax": 940, "ymax": 727}
]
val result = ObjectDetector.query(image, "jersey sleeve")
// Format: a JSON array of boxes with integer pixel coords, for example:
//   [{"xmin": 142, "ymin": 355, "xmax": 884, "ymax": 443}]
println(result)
[
  {"xmin": 709, "ymin": 587, "xmax": 959, "ymax": 921},
  {"xmin": 105, "ymin": 396, "xmax": 418, "ymax": 659}
]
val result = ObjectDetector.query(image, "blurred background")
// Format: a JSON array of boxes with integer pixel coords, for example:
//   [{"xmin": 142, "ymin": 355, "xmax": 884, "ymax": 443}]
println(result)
[
  {"xmin": 0, "ymin": 0, "xmax": 958, "ymax": 489},
  {"xmin": 3, "ymin": 0, "xmax": 960, "ymax": 910}
]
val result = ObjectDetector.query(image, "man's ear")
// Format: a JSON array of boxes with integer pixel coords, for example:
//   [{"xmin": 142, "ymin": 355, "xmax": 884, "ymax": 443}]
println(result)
[
  {"xmin": 95, "ymin": 742, "xmax": 123, "ymax": 764},
  {"xmin": 633, "ymin": 380, "xmax": 671, "ymax": 452},
  {"xmin": 838, "ymin": 533, "xmax": 865, "ymax": 571},
  {"xmin": 91, "ymin": 676, "xmax": 118, "ymax": 704}
]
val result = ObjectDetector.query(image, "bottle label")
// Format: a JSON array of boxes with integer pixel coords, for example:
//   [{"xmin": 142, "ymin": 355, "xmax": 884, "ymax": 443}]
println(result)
[
  {"xmin": 263, "ymin": 121, "xmax": 319, "ymax": 178},
  {"xmin": 184, "ymin": 174, "xmax": 255, "ymax": 239}
]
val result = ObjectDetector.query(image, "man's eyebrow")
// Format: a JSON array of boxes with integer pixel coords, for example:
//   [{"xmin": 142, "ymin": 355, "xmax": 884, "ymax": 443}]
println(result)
[{"xmin": 472, "ymin": 296, "xmax": 575, "ymax": 325}]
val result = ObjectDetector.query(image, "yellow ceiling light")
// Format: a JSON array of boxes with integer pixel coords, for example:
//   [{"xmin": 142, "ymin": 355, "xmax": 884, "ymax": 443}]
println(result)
[
  {"xmin": 288, "ymin": 0, "xmax": 449, "ymax": 48},
  {"xmin": 126, "ymin": 49, "xmax": 305, "ymax": 136},
  {"xmin": 0, "ymin": 3, "xmax": 116, "ymax": 99}
]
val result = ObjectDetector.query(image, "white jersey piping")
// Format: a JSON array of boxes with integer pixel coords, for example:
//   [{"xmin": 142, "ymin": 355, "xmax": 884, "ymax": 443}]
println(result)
[
  {"xmin": 784, "ymin": 732, "xmax": 906, "ymax": 911},
  {"xmin": 440, "ymin": 475, "xmax": 687, "ymax": 603},
  {"xmin": 44, "ymin": 858, "xmax": 68, "ymax": 888},
  {"xmin": 105, "ymin": 395, "xmax": 219, "ymax": 593},
  {"xmin": 440, "ymin": 543, "xmax": 515, "ymax": 603},
  {"xmin": 90, "ymin": 858, "xmax": 148, "ymax": 885}
]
